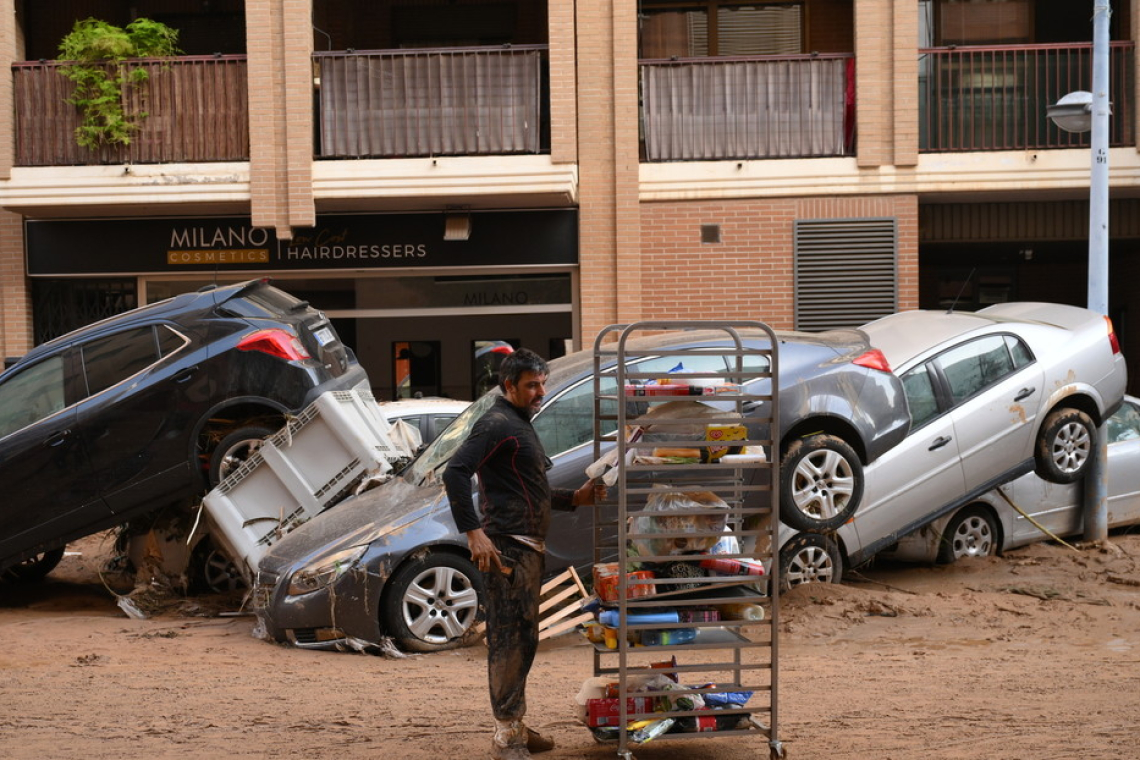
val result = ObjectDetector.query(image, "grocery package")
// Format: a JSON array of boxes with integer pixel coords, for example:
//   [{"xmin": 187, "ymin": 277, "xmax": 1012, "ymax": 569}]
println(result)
[
  {"xmin": 586, "ymin": 696, "xmax": 658, "ymax": 727},
  {"xmin": 699, "ymin": 557, "xmax": 766, "ymax": 576},
  {"xmin": 628, "ymin": 488, "xmax": 729, "ymax": 558},
  {"xmin": 592, "ymin": 562, "xmax": 656, "ymax": 602}
]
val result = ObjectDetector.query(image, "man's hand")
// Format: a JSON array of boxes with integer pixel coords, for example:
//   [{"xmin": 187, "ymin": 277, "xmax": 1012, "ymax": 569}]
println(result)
[
  {"xmin": 465, "ymin": 528, "xmax": 505, "ymax": 574},
  {"xmin": 572, "ymin": 478, "xmax": 607, "ymax": 507}
]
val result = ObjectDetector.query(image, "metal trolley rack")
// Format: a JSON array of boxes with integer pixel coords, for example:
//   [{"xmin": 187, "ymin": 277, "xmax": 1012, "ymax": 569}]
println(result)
[{"xmin": 587, "ymin": 320, "xmax": 783, "ymax": 759}]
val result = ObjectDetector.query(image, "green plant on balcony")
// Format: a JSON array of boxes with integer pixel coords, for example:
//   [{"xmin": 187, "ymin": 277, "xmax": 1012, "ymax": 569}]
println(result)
[{"xmin": 56, "ymin": 17, "xmax": 181, "ymax": 150}]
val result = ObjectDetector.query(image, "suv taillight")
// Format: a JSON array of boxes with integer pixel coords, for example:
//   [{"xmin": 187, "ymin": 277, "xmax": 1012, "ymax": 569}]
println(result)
[
  {"xmin": 853, "ymin": 348, "xmax": 892, "ymax": 373},
  {"xmin": 237, "ymin": 329, "xmax": 311, "ymax": 361},
  {"xmin": 1106, "ymin": 316, "xmax": 1122, "ymax": 355}
]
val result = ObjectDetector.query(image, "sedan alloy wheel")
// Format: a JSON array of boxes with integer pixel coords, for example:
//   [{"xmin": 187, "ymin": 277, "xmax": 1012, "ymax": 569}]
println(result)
[{"xmin": 382, "ymin": 553, "xmax": 484, "ymax": 653}]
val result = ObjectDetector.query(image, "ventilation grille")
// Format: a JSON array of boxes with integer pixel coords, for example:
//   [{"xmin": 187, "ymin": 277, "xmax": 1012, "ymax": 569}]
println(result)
[{"xmin": 794, "ymin": 218, "xmax": 898, "ymax": 331}]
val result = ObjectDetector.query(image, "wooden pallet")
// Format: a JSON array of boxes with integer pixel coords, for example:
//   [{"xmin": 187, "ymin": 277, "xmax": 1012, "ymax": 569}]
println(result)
[{"xmin": 474, "ymin": 565, "xmax": 593, "ymax": 642}]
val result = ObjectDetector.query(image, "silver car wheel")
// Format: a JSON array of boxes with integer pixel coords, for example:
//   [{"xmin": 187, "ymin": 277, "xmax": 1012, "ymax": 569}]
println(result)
[
  {"xmin": 779, "ymin": 533, "xmax": 842, "ymax": 591},
  {"xmin": 401, "ymin": 564, "xmax": 480, "ymax": 645},
  {"xmin": 949, "ymin": 514, "xmax": 994, "ymax": 559},
  {"xmin": 791, "ymin": 449, "xmax": 856, "ymax": 521},
  {"xmin": 1050, "ymin": 420, "xmax": 1092, "ymax": 475}
]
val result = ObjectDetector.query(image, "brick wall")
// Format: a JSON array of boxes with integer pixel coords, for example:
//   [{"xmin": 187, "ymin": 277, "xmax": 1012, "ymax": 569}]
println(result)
[
  {"xmin": 247, "ymin": 0, "xmax": 315, "ymax": 239},
  {"xmin": 639, "ymin": 195, "xmax": 919, "ymax": 330},
  {"xmin": 855, "ymin": 0, "xmax": 890, "ymax": 168},
  {"xmin": 0, "ymin": 210, "xmax": 31, "ymax": 358},
  {"xmin": 548, "ymin": 0, "xmax": 577, "ymax": 165},
  {"xmin": 577, "ymin": 0, "xmax": 644, "ymax": 345},
  {"xmin": 0, "ymin": 0, "xmax": 14, "ymax": 181}
]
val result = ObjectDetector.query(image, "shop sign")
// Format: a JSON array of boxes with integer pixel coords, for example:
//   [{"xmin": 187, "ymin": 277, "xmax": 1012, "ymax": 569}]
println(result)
[{"xmin": 25, "ymin": 211, "xmax": 577, "ymax": 276}]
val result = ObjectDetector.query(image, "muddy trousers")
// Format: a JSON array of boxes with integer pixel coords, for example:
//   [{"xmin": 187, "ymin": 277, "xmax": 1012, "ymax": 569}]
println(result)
[{"xmin": 483, "ymin": 537, "xmax": 544, "ymax": 722}]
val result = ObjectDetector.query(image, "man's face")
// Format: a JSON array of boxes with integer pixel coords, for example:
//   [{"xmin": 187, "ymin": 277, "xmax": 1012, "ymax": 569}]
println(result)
[{"xmin": 503, "ymin": 370, "xmax": 547, "ymax": 418}]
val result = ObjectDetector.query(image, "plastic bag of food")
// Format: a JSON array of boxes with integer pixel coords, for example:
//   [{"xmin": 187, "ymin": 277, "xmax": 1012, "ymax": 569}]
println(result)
[{"xmin": 629, "ymin": 488, "xmax": 729, "ymax": 558}]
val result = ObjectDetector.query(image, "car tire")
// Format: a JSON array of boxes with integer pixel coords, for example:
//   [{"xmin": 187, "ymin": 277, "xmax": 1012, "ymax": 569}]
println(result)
[
  {"xmin": 1035, "ymin": 407, "xmax": 1096, "ymax": 484},
  {"xmin": 780, "ymin": 434, "xmax": 864, "ymax": 532},
  {"xmin": 937, "ymin": 506, "xmax": 999, "ymax": 564},
  {"xmin": 381, "ymin": 552, "xmax": 485, "ymax": 653},
  {"xmin": 779, "ymin": 533, "xmax": 842, "ymax": 592},
  {"xmin": 190, "ymin": 538, "xmax": 247, "ymax": 594},
  {"xmin": 2, "ymin": 547, "xmax": 66, "ymax": 583},
  {"xmin": 209, "ymin": 425, "xmax": 275, "ymax": 487}
]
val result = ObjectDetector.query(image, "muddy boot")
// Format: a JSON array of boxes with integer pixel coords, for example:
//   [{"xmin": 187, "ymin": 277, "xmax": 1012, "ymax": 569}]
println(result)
[
  {"xmin": 523, "ymin": 726, "xmax": 554, "ymax": 753},
  {"xmin": 491, "ymin": 720, "xmax": 531, "ymax": 760}
]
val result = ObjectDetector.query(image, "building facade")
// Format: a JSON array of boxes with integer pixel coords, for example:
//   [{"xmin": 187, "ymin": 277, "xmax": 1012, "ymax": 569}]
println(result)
[{"xmin": 2, "ymin": 0, "xmax": 1139, "ymax": 399}]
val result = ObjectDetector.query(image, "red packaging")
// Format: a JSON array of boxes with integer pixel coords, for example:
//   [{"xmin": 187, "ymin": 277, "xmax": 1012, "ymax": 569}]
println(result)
[
  {"xmin": 690, "ymin": 714, "xmax": 719, "ymax": 732},
  {"xmin": 593, "ymin": 563, "xmax": 656, "ymax": 602},
  {"xmin": 699, "ymin": 557, "xmax": 765, "ymax": 577},
  {"xmin": 586, "ymin": 697, "xmax": 657, "ymax": 727},
  {"xmin": 624, "ymin": 384, "xmax": 697, "ymax": 397}
]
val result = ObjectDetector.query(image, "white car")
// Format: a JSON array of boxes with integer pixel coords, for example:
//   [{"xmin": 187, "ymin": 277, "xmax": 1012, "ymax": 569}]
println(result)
[{"xmin": 378, "ymin": 397, "xmax": 470, "ymax": 449}]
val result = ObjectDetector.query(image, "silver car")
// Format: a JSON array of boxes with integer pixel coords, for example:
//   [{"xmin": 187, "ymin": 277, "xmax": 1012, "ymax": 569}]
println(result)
[
  {"xmin": 882, "ymin": 395, "xmax": 1140, "ymax": 564},
  {"xmin": 778, "ymin": 303, "xmax": 1128, "ymax": 589}
]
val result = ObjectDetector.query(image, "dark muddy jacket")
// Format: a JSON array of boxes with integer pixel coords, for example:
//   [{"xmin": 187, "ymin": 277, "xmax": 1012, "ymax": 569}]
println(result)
[{"xmin": 443, "ymin": 395, "xmax": 575, "ymax": 539}]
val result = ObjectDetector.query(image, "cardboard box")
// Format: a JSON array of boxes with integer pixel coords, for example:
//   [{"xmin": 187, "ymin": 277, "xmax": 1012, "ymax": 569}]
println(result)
[{"xmin": 705, "ymin": 424, "xmax": 748, "ymax": 460}]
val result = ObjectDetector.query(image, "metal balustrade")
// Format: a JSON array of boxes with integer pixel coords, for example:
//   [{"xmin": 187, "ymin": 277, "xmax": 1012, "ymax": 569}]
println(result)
[
  {"xmin": 315, "ymin": 45, "xmax": 547, "ymax": 159},
  {"xmin": 919, "ymin": 42, "xmax": 1136, "ymax": 152},
  {"xmin": 12, "ymin": 55, "xmax": 249, "ymax": 166},
  {"xmin": 640, "ymin": 53, "xmax": 855, "ymax": 162}
]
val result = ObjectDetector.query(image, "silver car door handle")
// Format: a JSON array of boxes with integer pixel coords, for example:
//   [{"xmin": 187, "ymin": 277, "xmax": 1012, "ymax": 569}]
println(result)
[
  {"xmin": 928, "ymin": 436, "xmax": 952, "ymax": 451},
  {"xmin": 1014, "ymin": 387, "xmax": 1035, "ymax": 402}
]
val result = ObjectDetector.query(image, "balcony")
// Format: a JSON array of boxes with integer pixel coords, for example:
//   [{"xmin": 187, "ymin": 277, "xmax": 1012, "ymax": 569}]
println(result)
[
  {"xmin": 315, "ymin": 45, "xmax": 548, "ymax": 159},
  {"xmin": 12, "ymin": 55, "xmax": 249, "ymax": 166},
  {"xmin": 639, "ymin": 53, "xmax": 855, "ymax": 162},
  {"xmin": 920, "ymin": 42, "xmax": 1136, "ymax": 152}
]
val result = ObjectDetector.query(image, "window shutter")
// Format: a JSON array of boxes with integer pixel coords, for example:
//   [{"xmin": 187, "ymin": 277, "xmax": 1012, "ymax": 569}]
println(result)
[{"xmin": 794, "ymin": 218, "xmax": 898, "ymax": 331}]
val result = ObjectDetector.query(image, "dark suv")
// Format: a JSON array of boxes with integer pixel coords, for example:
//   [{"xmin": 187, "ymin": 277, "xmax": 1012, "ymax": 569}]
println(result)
[{"xmin": 0, "ymin": 279, "xmax": 368, "ymax": 581}]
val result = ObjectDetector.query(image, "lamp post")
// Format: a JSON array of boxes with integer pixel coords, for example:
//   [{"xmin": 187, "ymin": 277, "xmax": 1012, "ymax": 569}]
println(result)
[{"xmin": 1046, "ymin": 0, "xmax": 1111, "ymax": 541}]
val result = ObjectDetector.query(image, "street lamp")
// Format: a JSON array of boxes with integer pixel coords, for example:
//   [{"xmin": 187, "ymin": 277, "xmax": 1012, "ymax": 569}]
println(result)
[
  {"xmin": 1046, "ymin": 1, "xmax": 1111, "ymax": 541},
  {"xmin": 1046, "ymin": 90, "xmax": 1094, "ymax": 133}
]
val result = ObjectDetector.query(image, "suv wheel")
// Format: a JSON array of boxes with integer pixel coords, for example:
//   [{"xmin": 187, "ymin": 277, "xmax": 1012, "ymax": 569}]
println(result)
[
  {"xmin": 191, "ymin": 538, "xmax": 247, "ymax": 593},
  {"xmin": 209, "ymin": 425, "xmax": 275, "ymax": 487},
  {"xmin": 1035, "ymin": 407, "xmax": 1096, "ymax": 484},
  {"xmin": 780, "ymin": 434, "xmax": 863, "ymax": 532}
]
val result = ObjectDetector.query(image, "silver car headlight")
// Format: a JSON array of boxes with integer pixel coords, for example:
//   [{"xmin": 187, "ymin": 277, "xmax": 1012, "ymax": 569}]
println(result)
[{"xmin": 286, "ymin": 545, "xmax": 368, "ymax": 596}]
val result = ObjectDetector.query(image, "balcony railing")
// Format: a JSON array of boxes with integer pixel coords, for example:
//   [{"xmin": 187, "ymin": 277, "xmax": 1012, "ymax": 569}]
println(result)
[
  {"xmin": 640, "ymin": 53, "xmax": 855, "ymax": 162},
  {"xmin": 920, "ymin": 42, "xmax": 1135, "ymax": 152},
  {"xmin": 315, "ymin": 45, "xmax": 547, "ymax": 159},
  {"xmin": 12, "ymin": 55, "xmax": 249, "ymax": 166}
]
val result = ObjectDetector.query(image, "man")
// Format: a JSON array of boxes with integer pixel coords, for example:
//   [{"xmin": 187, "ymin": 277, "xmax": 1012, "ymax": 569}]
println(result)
[{"xmin": 443, "ymin": 347, "xmax": 603, "ymax": 760}]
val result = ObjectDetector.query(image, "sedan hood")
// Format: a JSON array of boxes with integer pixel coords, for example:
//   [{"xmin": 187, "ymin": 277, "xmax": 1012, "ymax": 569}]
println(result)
[{"xmin": 258, "ymin": 475, "xmax": 447, "ymax": 573}]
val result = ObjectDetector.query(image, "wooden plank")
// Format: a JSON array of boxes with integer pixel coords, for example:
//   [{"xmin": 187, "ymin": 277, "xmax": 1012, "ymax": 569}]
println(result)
[{"xmin": 473, "ymin": 566, "xmax": 592, "ymax": 643}]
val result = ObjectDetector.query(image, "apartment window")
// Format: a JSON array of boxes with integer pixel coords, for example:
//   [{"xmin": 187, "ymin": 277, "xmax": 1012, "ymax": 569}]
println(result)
[
  {"xmin": 640, "ymin": 2, "xmax": 804, "ymax": 58},
  {"xmin": 935, "ymin": 0, "xmax": 1031, "ymax": 46}
]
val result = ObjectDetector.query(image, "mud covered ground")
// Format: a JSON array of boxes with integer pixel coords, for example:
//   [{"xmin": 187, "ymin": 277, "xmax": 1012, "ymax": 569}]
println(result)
[{"xmin": 2, "ymin": 530, "xmax": 1139, "ymax": 759}]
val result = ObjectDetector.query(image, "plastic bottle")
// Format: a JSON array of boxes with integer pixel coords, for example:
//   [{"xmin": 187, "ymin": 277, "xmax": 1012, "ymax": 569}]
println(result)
[
  {"xmin": 641, "ymin": 628, "xmax": 698, "ymax": 646},
  {"xmin": 598, "ymin": 609, "xmax": 680, "ymax": 628},
  {"xmin": 718, "ymin": 602, "xmax": 765, "ymax": 621}
]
